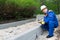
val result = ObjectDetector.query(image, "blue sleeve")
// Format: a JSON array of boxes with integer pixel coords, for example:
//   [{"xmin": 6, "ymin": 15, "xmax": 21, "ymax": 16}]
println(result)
[
  {"xmin": 44, "ymin": 16, "xmax": 49, "ymax": 23},
  {"xmin": 44, "ymin": 11, "xmax": 55, "ymax": 24}
]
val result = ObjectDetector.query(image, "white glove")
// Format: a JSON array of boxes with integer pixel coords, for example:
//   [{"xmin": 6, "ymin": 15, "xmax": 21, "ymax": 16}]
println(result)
[{"xmin": 38, "ymin": 19, "xmax": 45, "ymax": 24}]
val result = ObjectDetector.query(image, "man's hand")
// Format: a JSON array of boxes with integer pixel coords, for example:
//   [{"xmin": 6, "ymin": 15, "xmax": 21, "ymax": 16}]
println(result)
[
  {"xmin": 38, "ymin": 21, "xmax": 45, "ymax": 24},
  {"xmin": 38, "ymin": 19, "xmax": 45, "ymax": 24}
]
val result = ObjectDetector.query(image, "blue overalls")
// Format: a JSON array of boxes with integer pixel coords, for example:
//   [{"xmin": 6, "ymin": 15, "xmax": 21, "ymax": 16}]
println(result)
[{"xmin": 41, "ymin": 10, "xmax": 58, "ymax": 36}]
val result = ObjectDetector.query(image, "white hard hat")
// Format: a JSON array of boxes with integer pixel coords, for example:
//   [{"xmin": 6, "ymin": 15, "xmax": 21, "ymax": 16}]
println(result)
[{"xmin": 40, "ymin": 5, "xmax": 47, "ymax": 10}]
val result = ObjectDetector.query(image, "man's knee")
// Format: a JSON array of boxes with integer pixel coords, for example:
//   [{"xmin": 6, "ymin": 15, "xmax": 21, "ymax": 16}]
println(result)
[{"xmin": 41, "ymin": 24, "xmax": 49, "ymax": 31}]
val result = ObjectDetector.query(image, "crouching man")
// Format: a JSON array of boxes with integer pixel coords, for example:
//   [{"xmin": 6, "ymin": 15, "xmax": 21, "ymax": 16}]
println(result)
[{"xmin": 39, "ymin": 5, "xmax": 59, "ymax": 38}]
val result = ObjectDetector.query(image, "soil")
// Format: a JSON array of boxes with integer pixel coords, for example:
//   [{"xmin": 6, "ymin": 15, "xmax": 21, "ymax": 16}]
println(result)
[
  {"xmin": 0, "ymin": 20, "xmax": 17, "ymax": 24},
  {"xmin": 55, "ymin": 21, "xmax": 60, "ymax": 40}
]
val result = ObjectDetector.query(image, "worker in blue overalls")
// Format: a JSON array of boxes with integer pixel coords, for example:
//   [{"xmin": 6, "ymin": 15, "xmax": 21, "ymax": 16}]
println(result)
[{"xmin": 40, "ymin": 5, "xmax": 59, "ymax": 38}]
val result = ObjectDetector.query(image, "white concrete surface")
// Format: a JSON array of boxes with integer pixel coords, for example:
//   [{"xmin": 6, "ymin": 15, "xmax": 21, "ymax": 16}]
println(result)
[
  {"xmin": 0, "ymin": 22, "xmax": 42, "ymax": 40},
  {"xmin": 0, "ymin": 21, "xmax": 58, "ymax": 40},
  {"xmin": 0, "ymin": 18, "xmax": 35, "ymax": 29}
]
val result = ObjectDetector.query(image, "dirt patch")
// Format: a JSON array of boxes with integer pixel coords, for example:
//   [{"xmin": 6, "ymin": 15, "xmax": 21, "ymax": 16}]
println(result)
[
  {"xmin": 55, "ymin": 21, "xmax": 60, "ymax": 40},
  {"xmin": 0, "ymin": 20, "xmax": 17, "ymax": 24}
]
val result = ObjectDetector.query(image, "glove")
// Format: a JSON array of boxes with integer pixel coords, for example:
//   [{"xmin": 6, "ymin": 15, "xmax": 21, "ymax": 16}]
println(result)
[
  {"xmin": 38, "ymin": 21, "xmax": 45, "ymax": 24},
  {"xmin": 38, "ymin": 19, "xmax": 45, "ymax": 24}
]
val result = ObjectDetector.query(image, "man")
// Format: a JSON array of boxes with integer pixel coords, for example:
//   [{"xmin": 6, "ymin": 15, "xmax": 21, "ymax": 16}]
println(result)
[{"xmin": 40, "ymin": 5, "xmax": 59, "ymax": 38}]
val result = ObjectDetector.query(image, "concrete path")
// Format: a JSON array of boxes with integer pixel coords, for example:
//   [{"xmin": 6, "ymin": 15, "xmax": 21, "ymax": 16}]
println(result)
[{"xmin": 0, "ymin": 18, "xmax": 35, "ymax": 29}]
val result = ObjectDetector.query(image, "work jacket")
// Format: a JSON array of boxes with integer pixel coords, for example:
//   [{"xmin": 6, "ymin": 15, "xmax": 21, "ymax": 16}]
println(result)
[{"xmin": 44, "ymin": 10, "xmax": 58, "ymax": 28}]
